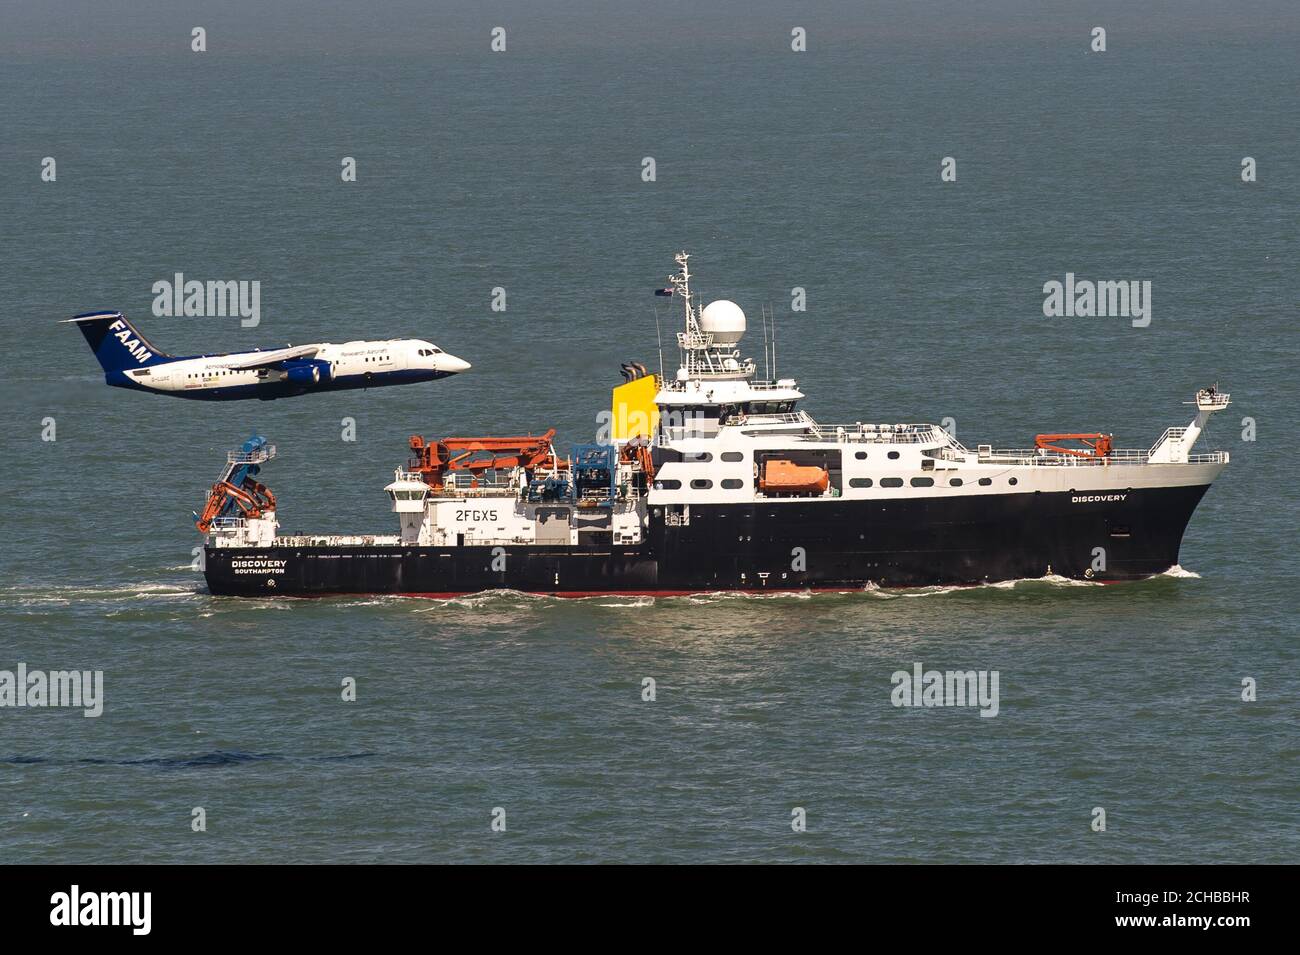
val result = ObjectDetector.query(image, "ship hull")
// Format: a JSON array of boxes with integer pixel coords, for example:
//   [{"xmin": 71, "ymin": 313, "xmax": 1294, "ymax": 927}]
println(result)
[{"xmin": 203, "ymin": 484, "xmax": 1213, "ymax": 597}]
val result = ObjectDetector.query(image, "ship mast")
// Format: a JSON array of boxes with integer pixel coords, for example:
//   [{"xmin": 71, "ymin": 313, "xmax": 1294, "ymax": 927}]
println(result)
[{"xmin": 669, "ymin": 250, "xmax": 698, "ymax": 337}]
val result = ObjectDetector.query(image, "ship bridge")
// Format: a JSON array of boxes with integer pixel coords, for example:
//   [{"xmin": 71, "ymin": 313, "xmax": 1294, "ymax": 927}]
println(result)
[{"xmin": 652, "ymin": 252, "xmax": 807, "ymax": 442}]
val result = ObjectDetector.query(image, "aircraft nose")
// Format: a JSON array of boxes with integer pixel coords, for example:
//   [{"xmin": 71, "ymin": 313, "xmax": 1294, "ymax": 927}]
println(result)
[{"xmin": 441, "ymin": 354, "xmax": 471, "ymax": 374}]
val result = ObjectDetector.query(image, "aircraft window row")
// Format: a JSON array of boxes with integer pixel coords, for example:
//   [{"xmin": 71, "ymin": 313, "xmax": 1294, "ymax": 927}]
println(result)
[
  {"xmin": 188, "ymin": 371, "xmax": 239, "ymax": 378},
  {"xmin": 365, "ymin": 355, "xmax": 389, "ymax": 362}
]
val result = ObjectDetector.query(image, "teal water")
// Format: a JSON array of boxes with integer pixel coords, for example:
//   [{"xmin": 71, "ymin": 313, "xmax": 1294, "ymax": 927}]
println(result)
[{"xmin": 1, "ymin": 6, "xmax": 1297, "ymax": 863}]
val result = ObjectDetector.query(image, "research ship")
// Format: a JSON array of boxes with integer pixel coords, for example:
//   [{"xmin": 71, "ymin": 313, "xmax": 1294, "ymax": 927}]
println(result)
[{"xmin": 199, "ymin": 252, "xmax": 1230, "ymax": 597}]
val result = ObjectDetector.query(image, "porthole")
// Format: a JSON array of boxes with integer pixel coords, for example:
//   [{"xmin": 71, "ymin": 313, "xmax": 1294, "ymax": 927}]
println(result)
[
  {"xmin": 880, "ymin": 477, "xmax": 904, "ymax": 488},
  {"xmin": 887, "ymin": 451, "xmax": 900, "ymax": 460},
  {"xmin": 1009, "ymin": 477, "xmax": 1018, "ymax": 486},
  {"xmin": 978, "ymin": 478, "xmax": 992, "ymax": 486},
  {"xmin": 849, "ymin": 478, "xmax": 873, "ymax": 488},
  {"xmin": 911, "ymin": 477, "xmax": 934, "ymax": 487},
  {"xmin": 721, "ymin": 479, "xmax": 743, "ymax": 489},
  {"xmin": 855, "ymin": 451, "xmax": 868, "ymax": 460}
]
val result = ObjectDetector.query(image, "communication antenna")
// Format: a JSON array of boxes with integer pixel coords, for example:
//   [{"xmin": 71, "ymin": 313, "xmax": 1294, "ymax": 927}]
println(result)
[
  {"xmin": 764, "ymin": 306, "xmax": 774, "ymax": 382},
  {"xmin": 761, "ymin": 305, "xmax": 771, "ymax": 381},
  {"xmin": 653, "ymin": 306, "xmax": 665, "ymax": 380}
]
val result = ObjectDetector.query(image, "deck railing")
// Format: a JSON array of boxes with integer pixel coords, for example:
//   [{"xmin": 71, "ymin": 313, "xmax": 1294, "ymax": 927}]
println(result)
[
  {"xmin": 227, "ymin": 446, "xmax": 275, "ymax": 465},
  {"xmin": 975, "ymin": 448, "xmax": 1228, "ymax": 466}
]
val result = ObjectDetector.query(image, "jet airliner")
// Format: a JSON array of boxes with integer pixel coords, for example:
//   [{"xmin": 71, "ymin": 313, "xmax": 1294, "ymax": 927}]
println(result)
[{"xmin": 66, "ymin": 311, "xmax": 470, "ymax": 401}]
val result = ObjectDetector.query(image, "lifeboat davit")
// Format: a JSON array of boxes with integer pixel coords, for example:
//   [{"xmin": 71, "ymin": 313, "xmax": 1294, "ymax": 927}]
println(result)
[{"xmin": 760, "ymin": 460, "xmax": 830, "ymax": 494}]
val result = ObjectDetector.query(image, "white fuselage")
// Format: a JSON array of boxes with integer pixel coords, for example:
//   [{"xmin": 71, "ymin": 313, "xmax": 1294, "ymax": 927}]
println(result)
[{"xmin": 122, "ymin": 339, "xmax": 469, "ymax": 394}]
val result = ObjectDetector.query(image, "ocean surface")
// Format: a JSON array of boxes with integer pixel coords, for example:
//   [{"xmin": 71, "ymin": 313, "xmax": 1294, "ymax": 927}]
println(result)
[{"xmin": 1, "ymin": 3, "xmax": 1297, "ymax": 863}]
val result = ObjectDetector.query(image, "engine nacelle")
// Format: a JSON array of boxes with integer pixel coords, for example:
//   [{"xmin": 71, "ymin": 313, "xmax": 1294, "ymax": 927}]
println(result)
[{"xmin": 282, "ymin": 358, "xmax": 330, "ymax": 386}]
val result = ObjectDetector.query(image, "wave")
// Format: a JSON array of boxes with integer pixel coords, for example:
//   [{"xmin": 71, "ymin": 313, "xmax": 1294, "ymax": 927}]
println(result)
[
  {"xmin": 1, "ymin": 581, "xmax": 202, "ymax": 605},
  {"xmin": 0, "ymin": 750, "xmax": 377, "ymax": 769}
]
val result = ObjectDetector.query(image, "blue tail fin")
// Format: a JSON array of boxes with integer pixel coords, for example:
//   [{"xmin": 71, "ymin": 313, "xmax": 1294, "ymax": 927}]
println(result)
[{"xmin": 64, "ymin": 311, "xmax": 172, "ymax": 373}]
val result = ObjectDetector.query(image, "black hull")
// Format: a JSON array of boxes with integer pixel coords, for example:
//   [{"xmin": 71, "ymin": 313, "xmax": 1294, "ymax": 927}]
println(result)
[{"xmin": 203, "ymin": 485, "xmax": 1212, "ymax": 597}]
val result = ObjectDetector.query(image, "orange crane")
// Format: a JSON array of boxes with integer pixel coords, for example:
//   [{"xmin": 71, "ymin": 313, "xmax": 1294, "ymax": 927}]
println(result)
[
  {"xmin": 195, "ymin": 477, "xmax": 276, "ymax": 533},
  {"xmin": 408, "ymin": 430, "xmax": 561, "ymax": 488},
  {"xmin": 1034, "ymin": 432, "xmax": 1113, "ymax": 458},
  {"xmin": 618, "ymin": 437, "xmax": 656, "ymax": 482}
]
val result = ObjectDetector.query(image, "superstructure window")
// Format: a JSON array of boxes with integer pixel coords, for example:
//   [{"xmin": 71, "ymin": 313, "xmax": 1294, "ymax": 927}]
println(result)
[
  {"xmin": 880, "ymin": 478, "xmax": 904, "ymax": 488},
  {"xmin": 949, "ymin": 478, "xmax": 963, "ymax": 487},
  {"xmin": 690, "ymin": 479, "xmax": 713, "ymax": 490},
  {"xmin": 850, "ymin": 478, "xmax": 873, "ymax": 488},
  {"xmin": 721, "ymin": 452, "xmax": 744, "ymax": 463},
  {"xmin": 655, "ymin": 479, "xmax": 682, "ymax": 490},
  {"xmin": 887, "ymin": 451, "xmax": 900, "ymax": 460},
  {"xmin": 855, "ymin": 451, "xmax": 868, "ymax": 459},
  {"xmin": 978, "ymin": 478, "xmax": 992, "ymax": 486},
  {"xmin": 684, "ymin": 452, "xmax": 713, "ymax": 463},
  {"xmin": 721, "ymin": 479, "xmax": 743, "ymax": 489},
  {"xmin": 911, "ymin": 477, "xmax": 934, "ymax": 487}
]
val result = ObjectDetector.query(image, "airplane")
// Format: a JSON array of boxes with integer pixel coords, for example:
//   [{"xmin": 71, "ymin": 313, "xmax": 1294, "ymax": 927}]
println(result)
[{"xmin": 65, "ymin": 311, "xmax": 470, "ymax": 401}]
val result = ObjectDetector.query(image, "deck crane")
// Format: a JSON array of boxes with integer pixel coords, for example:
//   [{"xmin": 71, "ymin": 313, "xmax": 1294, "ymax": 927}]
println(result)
[
  {"xmin": 407, "ymin": 430, "xmax": 562, "ymax": 489},
  {"xmin": 194, "ymin": 435, "xmax": 277, "ymax": 533}
]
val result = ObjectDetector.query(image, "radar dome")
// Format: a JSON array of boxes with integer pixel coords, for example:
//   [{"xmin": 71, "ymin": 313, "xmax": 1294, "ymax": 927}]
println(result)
[{"xmin": 699, "ymin": 299, "xmax": 746, "ymax": 344}]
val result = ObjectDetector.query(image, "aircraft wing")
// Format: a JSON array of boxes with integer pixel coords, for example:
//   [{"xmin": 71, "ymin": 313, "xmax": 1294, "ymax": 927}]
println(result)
[{"xmin": 214, "ymin": 345, "xmax": 321, "ymax": 370}]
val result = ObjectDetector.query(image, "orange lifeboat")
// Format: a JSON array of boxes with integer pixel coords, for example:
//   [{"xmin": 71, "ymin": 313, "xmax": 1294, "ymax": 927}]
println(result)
[{"xmin": 760, "ymin": 460, "xmax": 829, "ymax": 494}]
